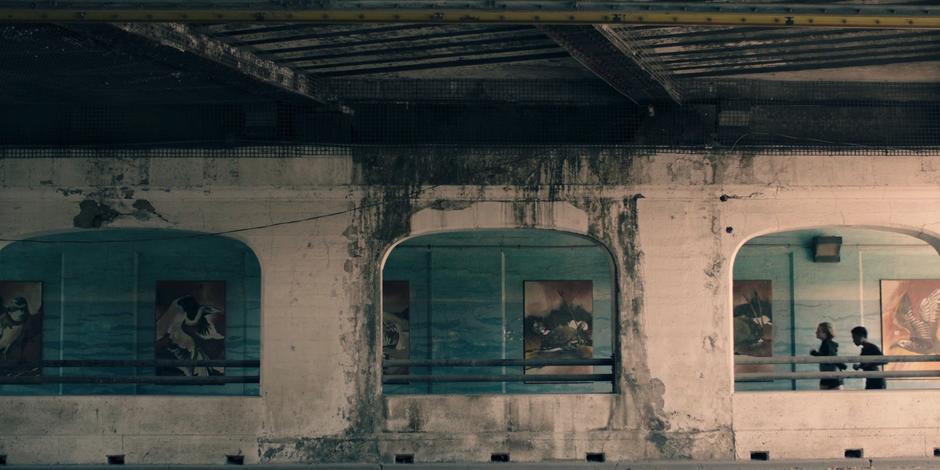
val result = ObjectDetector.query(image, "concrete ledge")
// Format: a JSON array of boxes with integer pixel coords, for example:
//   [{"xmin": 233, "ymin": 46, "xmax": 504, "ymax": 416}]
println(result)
[{"xmin": 1, "ymin": 459, "xmax": 936, "ymax": 469}]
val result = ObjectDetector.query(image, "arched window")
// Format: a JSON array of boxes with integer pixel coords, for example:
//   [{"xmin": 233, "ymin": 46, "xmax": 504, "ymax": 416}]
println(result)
[
  {"xmin": 734, "ymin": 227, "xmax": 940, "ymax": 391},
  {"xmin": 0, "ymin": 229, "xmax": 260, "ymax": 396},
  {"xmin": 382, "ymin": 229, "xmax": 615, "ymax": 394}
]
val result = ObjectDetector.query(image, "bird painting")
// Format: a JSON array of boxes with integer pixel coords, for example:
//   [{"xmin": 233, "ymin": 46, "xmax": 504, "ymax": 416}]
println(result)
[
  {"xmin": 881, "ymin": 280, "xmax": 940, "ymax": 373},
  {"xmin": 155, "ymin": 291, "xmax": 226, "ymax": 377},
  {"xmin": 382, "ymin": 281, "xmax": 410, "ymax": 382},
  {"xmin": 523, "ymin": 280, "xmax": 594, "ymax": 377},
  {"xmin": 0, "ymin": 282, "xmax": 43, "ymax": 377},
  {"xmin": 0, "ymin": 296, "xmax": 30, "ymax": 360},
  {"xmin": 891, "ymin": 289, "xmax": 940, "ymax": 355},
  {"xmin": 732, "ymin": 283, "xmax": 773, "ymax": 356}
]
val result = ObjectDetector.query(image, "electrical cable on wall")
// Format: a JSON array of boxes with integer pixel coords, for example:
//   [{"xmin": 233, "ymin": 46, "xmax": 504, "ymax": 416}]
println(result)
[
  {"xmin": 0, "ymin": 185, "xmax": 434, "ymax": 244},
  {"xmin": 0, "ymin": 151, "xmax": 564, "ymax": 244}
]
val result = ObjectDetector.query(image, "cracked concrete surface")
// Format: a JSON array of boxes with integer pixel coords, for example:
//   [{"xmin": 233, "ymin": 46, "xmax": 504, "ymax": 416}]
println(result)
[{"xmin": 2, "ymin": 151, "xmax": 940, "ymax": 464}]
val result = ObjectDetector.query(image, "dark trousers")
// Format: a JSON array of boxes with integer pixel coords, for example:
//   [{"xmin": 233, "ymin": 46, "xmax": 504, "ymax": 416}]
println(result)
[{"xmin": 866, "ymin": 378, "xmax": 886, "ymax": 389}]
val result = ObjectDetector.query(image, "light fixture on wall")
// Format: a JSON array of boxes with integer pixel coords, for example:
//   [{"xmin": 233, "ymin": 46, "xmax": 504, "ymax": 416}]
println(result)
[{"xmin": 813, "ymin": 236, "xmax": 842, "ymax": 263}]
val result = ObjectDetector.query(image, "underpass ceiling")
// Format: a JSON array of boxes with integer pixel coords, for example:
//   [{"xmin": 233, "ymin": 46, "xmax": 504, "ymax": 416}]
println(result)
[
  {"xmin": 1, "ymin": 4, "xmax": 939, "ymax": 151},
  {"xmin": 194, "ymin": 22, "xmax": 940, "ymax": 83},
  {"xmin": 0, "ymin": 18, "xmax": 938, "ymax": 149},
  {"xmin": 2, "ymin": 17, "xmax": 940, "ymax": 107},
  {"xmin": 194, "ymin": 23, "xmax": 591, "ymax": 79},
  {"xmin": 0, "ymin": 23, "xmax": 325, "ymax": 105},
  {"xmin": 610, "ymin": 25, "xmax": 940, "ymax": 81}
]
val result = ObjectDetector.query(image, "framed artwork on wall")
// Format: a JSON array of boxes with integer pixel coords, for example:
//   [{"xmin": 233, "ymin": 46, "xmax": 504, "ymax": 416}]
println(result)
[
  {"xmin": 881, "ymin": 279, "xmax": 940, "ymax": 372},
  {"xmin": 382, "ymin": 280, "xmax": 411, "ymax": 383},
  {"xmin": 732, "ymin": 280, "xmax": 773, "ymax": 376},
  {"xmin": 523, "ymin": 280, "xmax": 593, "ymax": 378},
  {"xmin": 0, "ymin": 281, "xmax": 43, "ymax": 377},
  {"xmin": 155, "ymin": 281, "xmax": 226, "ymax": 377}
]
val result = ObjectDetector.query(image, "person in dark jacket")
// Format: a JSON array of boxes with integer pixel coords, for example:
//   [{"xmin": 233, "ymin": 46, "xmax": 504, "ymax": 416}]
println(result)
[
  {"xmin": 851, "ymin": 326, "xmax": 887, "ymax": 390},
  {"xmin": 810, "ymin": 322, "xmax": 847, "ymax": 390}
]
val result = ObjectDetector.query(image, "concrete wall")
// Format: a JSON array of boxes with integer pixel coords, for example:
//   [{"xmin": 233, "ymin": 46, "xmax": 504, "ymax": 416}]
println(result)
[{"xmin": 2, "ymin": 150, "xmax": 940, "ymax": 464}]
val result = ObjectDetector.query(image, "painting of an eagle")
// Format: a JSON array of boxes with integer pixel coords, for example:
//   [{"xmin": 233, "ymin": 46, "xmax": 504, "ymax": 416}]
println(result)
[
  {"xmin": 882, "ymin": 280, "xmax": 940, "ymax": 373},
  {"xmin": 155, "ymin": 281, "xmax": 226, "ymax": 377},
  {"xmin": 732, "ymin": 280, "xmax": 773, "ymax": 376}
]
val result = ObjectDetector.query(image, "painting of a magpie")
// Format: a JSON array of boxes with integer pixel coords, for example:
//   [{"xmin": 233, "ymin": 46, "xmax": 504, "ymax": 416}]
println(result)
[{"xmin": 0, "ymin": 282, "xmax": 43, "ymax": 377}]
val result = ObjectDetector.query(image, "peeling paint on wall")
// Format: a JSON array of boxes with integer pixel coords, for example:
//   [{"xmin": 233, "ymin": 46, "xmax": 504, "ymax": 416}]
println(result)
[
  {"xmin": 131, "ymin": 199, "xmax": 169, "ymax": 222},
  {"xmin": 73, "ymin": 199, "xmax": 120, "ymax": 228},
  {"xmin": 72, "ymin": 195, "xmax": 171, "ymax": 227},
  {"xmin": 2, "ymin": 151, "xmax": 764, "ymax": 464}
]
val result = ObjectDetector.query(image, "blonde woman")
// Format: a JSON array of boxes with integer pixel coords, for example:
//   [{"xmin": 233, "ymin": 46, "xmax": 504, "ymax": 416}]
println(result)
[{"xmin": 810, "ymin": 322, "xmax": 847, "ymax": 390}]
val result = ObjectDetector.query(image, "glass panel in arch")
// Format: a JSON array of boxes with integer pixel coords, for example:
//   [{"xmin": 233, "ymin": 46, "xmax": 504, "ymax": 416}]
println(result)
[
  {"xmin": 383, "ymin": 229, "xmax": 614, "ymax": 395},
  {"xmin": 0, "ymin": 229, "xmax": 261, "ymax": 396},
  {"xmin": 734, "ymin": 227, "xmax": 940, "ymax": 391}
]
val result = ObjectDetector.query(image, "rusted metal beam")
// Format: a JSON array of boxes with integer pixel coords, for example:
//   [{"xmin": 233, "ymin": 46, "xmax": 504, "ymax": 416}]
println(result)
[
  {"xmin": 1, "ymin": 2, "xmax": 940, "ymax": 28},
  {"xmin": 676, "ymin": 51, "xmax": 940, "ymax": 78},
  {"xmin": 540, "ymin": 25, "xmax": 680, "ymax": 104},
  {"xmin": 115, "ymin": 23, "xmax": 346, "ymax": 110},
  {"xmin": 596, "ymin": 24, "xmax": 681, "ymax": 103}
]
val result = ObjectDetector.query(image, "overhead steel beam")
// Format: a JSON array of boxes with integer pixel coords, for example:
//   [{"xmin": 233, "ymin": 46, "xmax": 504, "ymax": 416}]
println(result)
[
  {"xmin": 597, "ymin": 24, "xmax": 681, "ymax": 103},
  {"xmin": 114, "ymin": 22, "xmax": 347, "ymax": 110},
  {"xmin": 1, "ymin": 2, "xmax": 940, "ymax": 28},
  {"xmin": 541, "ymin": 25, "xmax": 680, "ymax": 104},
  {"xmin": 675, "ymin": 51, "xmax": 940, "ymax": 78}
]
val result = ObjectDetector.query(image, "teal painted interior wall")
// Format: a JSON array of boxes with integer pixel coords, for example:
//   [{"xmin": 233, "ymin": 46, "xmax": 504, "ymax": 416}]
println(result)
[
  {"xmin": 0, "ymin": 229, "xmax": 261, "ymax": 396},
  {"xmin": 383, "ymin": 230, "xmax": 614, "ymax": 394},
  {"xmin": 734, "ymin": 229, "xmax": 940, "ymax": 391}
]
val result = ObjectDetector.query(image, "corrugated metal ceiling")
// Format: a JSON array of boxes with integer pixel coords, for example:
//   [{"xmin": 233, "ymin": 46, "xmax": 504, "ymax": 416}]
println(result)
[
  {"xmin": 194, "ymin": 23, "xmax": 587, "ymax": 79},
  {"xmin": 191, "ymin": 22, "xmax": 940, "ymax": 82},
  {"xmin": 611, "ymin": 25, "xmax": 940, "ymax": 79}
]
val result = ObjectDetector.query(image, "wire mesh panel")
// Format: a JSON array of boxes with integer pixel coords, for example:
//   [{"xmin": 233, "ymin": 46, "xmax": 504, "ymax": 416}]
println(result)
[{"xmin": 0, "ymin": 23, "xmax": 939, "ymax": 157}]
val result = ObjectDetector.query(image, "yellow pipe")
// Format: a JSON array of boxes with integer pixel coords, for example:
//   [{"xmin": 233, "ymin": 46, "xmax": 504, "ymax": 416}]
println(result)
[{"xmin": 1, "ymin": 9, "xmax": 939, "ymax": 28}]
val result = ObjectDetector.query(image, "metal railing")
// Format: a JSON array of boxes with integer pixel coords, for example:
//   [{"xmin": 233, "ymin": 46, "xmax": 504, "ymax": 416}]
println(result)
[
  {"xmin": 382, "ymin": 358, "xmax": 614, "ymax": 384},
  {"xmin": 0, "ymin": 360, "xmax": 260, "ymax": 385},
  {"xmin": 735, "ymin": 354, "xmax": 940, "ymax": 382}
]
